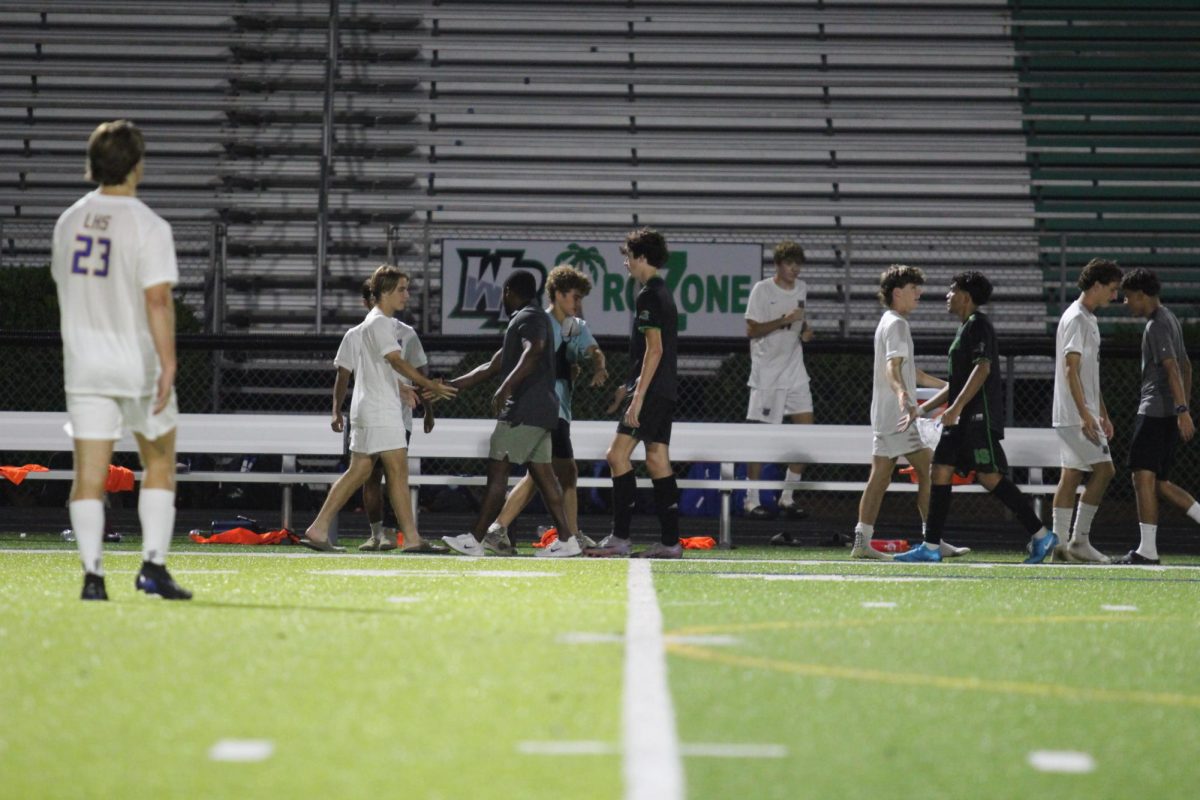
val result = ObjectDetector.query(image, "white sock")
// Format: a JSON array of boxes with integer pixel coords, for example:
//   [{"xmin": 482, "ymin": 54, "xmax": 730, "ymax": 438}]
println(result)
[
  {"xmin": 780, "ymin": 469, "xmax": 804, "ymax": 505},
  {"xmin": 855, "ymin": 522, "xmax": 874, "ymax": 542},
  {"xmin": 1032, "ymin": 526, "xmax": 1050, "ymax": 541},
  {"xmin": 924, "ymin": 541, "xmax": 938, "ymax": 551},
  {"xmin": 1187, "ymin": 502, "xmax": 1200, "ymax": 525},
  {"xmin": 70, "ymin": 499, "xmax": 105, "ymax": 576},
  {"xmin": 1073, "ymin": 501, "xmax": 1099, "ymax": 542},
  {"xmin": 369, "ymin": 521, "xmax": 384, "ymax": 540},
  {"xmin": 139, "ymin": 488, "xmax": 176, "ymax": 566},
  {"xmin": 745, "ymin": 488, "xmax": 761, "ymax": 510},
  {"xmin": 1137, "ymin": 523, "xmax": 1159, "ymax": 560},
  {"xmin": 1052, "ymin": 507, "xmax": 1074, "ymax": 541}
]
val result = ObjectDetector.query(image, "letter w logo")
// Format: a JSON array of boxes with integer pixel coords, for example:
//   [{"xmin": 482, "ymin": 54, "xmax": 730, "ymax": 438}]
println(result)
[{"xmin": 450, "ymin": 248, "xmax": 546, "ymax": 329}]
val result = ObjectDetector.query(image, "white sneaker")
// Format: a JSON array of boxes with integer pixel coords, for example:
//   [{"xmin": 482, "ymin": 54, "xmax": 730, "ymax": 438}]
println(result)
[
  {"xmin": 357, "ymin": 535, "xmax": 381, "ymax": 552},
  {"xmin": 938, "ymin": 540, "xmax": 971, "ymax": 558},
  {"xmin": 577, "ymin": 531, "xmax": 598, "ymax": 549},
  {"xmin": 442, "ymin": 533, "xmax": 485, "ymax": 557},
  {"xmin": 536, "ymin": 536, "xmax": 582, "ymax": 558},
  {"xmin": 850, "ymin": 534, "xmax": 893, "ymax": 560},
  {"xmin": 1066, "ymin": 539, "xmax": 1111, "ymax": 564},
  {"xmin": 482, "ymin": 523, "xmax": 516, "ymax": 556}
]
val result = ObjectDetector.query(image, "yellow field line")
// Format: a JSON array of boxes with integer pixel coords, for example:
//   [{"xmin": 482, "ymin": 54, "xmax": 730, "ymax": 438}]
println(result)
[{"xmin": 665, "ymin": 643, "xmax": 1200, "ymax": 709}]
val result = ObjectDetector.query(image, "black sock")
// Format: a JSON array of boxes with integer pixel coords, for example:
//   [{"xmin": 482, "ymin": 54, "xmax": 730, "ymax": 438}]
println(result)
[
  {"xmin": 990, "ymin": 477, "xmax": 1044, "ymax": 535},
  {"xmin": 926, "ymin": 484, "xmax": 952, "ymax": 544},
  {"xmin": 651, "ymin": 475, "xmax": 680, "ymax": 546},
  {"xmin": 611, "ymin": 470, "xmax": 637, "ymax": 540}
]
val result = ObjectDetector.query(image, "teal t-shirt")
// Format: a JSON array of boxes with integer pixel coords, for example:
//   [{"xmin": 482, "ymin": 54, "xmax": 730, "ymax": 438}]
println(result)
[{"xmin": 549, "ymin": 310, "xmax": 597, "ymax": 422}]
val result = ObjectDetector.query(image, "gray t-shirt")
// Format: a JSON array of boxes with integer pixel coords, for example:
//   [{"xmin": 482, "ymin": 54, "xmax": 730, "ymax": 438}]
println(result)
[
  {"xmin": 498, "ymin": 302, "xmax": 558, "ymax": 429},
  {"xmin": 1139, "ymin": 304, "xmax": 1189, "ymax": 417}
]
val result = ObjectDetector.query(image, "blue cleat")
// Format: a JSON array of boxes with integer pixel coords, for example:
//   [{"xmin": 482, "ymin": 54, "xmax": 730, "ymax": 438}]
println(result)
[
  {"xmin": 894, "ymin": 543, "xmax": 942, "ymax": 563},
  {"xmin": 1023, "ymin": 531, "xmax": 1059, "ymax": 565}
]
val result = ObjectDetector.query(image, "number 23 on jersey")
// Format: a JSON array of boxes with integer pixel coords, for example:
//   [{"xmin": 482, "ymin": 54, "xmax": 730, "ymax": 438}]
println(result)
[{"xmin": 72, "ymin": 234, "xmax": 112, "ymax": 277}]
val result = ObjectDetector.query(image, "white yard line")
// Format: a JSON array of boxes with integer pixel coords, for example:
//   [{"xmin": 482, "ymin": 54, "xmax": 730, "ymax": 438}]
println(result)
[{"xmin": 623, "ymin": 560, "xmax": 684, "ymax": 800}]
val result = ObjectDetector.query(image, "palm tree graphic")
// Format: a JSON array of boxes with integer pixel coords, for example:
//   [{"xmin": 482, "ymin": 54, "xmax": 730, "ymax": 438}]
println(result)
[{"xmin": 555, "ymin": 244, "xmax": 607, "ymax": 283}]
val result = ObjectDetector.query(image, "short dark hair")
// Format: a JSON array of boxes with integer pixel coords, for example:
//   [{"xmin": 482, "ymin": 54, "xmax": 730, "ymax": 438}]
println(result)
[
  {"xmin": 620, "ymin": 228, "xmax": 669, "ymax": 268},
  {"xmin": 951, "ymin": 271, "xmax": 993, "ymax": 307},
  {"xmin": 1121, "ymin": 267, "xmax": 1161, "ymax": 297},
  {"xmin": 1078, "ymin": 257, "xmax": 1122, "ymax": 291},
  {"xmin": 545, "ymin": 264, "xmax": 592, "ymax": 301},
  {"xmin": 360, "ymin": 278, "xmax": 375, "ymax": 304},
  {"xmin": 773, "ymin": 240, "xmax": 806, "ymax": 266},
  {"xmin": 370, "ymin": 265, "xmax": 408, "ymax": 300},
  {"xmin": 504, "ymin": 270, "xmax": 539, "ymax": 303},
  {"xmin": 86, "ymin": 120, "xmax": 145, "ymax": 186},
  {"xmin": 878, "ymin": 264, "xmax": 925, "ymax": 308}
]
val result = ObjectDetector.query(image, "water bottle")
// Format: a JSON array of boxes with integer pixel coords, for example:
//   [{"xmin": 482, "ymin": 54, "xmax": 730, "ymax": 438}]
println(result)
[{"xmin": 61, "ymin": 529, "xmax": 76, "ymax": 542}]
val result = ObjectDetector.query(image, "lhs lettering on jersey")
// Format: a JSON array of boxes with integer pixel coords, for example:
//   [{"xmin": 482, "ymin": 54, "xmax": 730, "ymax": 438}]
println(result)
[{"xmin": 83, "ymin": 213, "xmax": 110, "ymax": 231}]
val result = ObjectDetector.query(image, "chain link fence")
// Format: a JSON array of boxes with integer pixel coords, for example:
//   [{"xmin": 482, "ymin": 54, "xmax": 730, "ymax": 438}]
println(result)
[{"xmin": 3, "ymin": 331, "xmax": 1197, "ymax": 543}]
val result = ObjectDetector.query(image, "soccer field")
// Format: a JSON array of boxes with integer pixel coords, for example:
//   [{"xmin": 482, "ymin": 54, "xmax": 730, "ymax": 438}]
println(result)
[{"xmin": 2, "ymin": 540, "xmax": 1198, "ymax": 799}]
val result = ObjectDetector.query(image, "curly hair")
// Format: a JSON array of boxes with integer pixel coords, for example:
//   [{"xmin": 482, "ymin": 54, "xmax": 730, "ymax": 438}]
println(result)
[
  {"xmin": 620, "ymin": 228, "xmax": 669, "ymax": 268},
  {"xmin": 1120, "ymin": 267, "xmax": 1161, "ymax": 297},
  {"xmin": 951, "ymin": 271, "xmax": 993, "ymax": 307},
  {"xmin": 773, "ymin": 240, "xmax": 806, "ymax": 266},
  {"xmin": 86, "ymin": 120, "xmax": 145, "ymax": 186},
  {"xmin": 1077, "ymin": 257, "xmax": 1122, "ymax": 291},
  {"xmin": 545, "ymin": 264, "xmax": 593, "ymax": 301},
  {"xmin": 878, "ymin": 264, "xmax": 925, "ymax": 308}
]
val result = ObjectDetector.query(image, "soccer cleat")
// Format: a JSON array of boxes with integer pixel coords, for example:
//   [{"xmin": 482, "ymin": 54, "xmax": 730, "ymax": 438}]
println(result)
[
  {"xmin": 850, "ymin": 533, "xmax": 893, "ymax": 561},
  {"xmin": 745, "ymin": 505, "xmax": 775, "ymax": 520},
  {"xmin": 1066, "ymin": 540, "xmax": 1111, "ymax": 564},
  {"xmin": 81, "ymin": 573, "xmax": 108, "ymax": 601},
  {"xmin": 577, "ymin": 532, "xmax": 598, "ymax": 549},
  {"xmin": 586, "ymin": 534, "xmax": 632, "ymax": 558},
  {"xmin": 1113, "ymin": 549, "xmax": 1161, "ymax": 566},
  {"xmin": 1051, "ymin": 543, "xmax": 1071, "ymax": 563},
  {"xmin": 536, "ymin": 535, "xmax": 582, "ymax": 558},
  {"xmin": 358, "ymin": 535, "xmax": 381, "ymax": 552},
  {"xmin": 482, "ymin": 523, "xmax": 516, "ymax": 557},
  {"xmin": 632, "ymin": 542, "xmax": 684, "ymax": 559},
  {"xmin": 135, "ymin": 562, "xmax": 193, "ymax": 600},
  {"xmin": 442, "ymin": 533, "xmax": 485, "ymax": 557},
  {"xmin": 938, "ymin": 540, "xmax": 971, "ymax": 558},
  {"xmin": 769, "ymin": 531, "xmax": 802, "ymax": 547},
  {"xmin": 1023, "ymin": 531, "xmax": 1059, "ymax": 565},
  {"xmin": 893, "ymin": 544, "xmax": 943, "ymax": 563}
]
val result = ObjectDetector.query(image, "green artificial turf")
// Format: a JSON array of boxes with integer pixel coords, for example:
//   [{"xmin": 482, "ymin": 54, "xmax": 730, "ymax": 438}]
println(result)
[{"xmin": 1, "ymin": 539, "xmax": 1198, "ymax": 799}]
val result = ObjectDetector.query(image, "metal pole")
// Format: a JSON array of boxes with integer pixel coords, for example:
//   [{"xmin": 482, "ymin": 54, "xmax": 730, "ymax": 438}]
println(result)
[
  {"xmin": 211, "ymin": 223, "xmax": 227, "ymax": 413},
  {"xmin": 842, "ymin": 232, "xmax": 853, "ymax": 337},
  {"xmin": 316, "ymin": 0, "xmax": 340, "ymax": 334},
  {"xmin": 1058, "ymin": 232, "xmax": 1067, "ymax": 311},
  {"xmin": 1005, "ymin": 353, "xmax": 1016, "ymax": 428},
  {"xmin": 421, "ymin": 219, "xmax": 432, "ymax": 334}
]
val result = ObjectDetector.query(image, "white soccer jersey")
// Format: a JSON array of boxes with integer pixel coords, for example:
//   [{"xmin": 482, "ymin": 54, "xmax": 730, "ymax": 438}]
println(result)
[
  {"xmin": 745, "ymin": 278, "xmax": 808, "ymax": 391},
  {"xmin": 870, "ymin": 309, "xmax": 917, "ymax": 436},
  {"xmin": 337, "ymin": 309, "xmax": 423, "ymax": 431},
  {"xmin": 1053, "ymin": 298, "xmax": 1102, "ymax": 426},
  {"xmin": 51, "ymin": 190, "xmax": 178, "ymax": 397}
]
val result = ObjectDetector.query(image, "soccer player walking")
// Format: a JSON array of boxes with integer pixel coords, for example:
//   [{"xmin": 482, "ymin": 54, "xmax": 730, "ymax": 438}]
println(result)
[
  {"xmin": 1114, "ymin": 268, "xmax": 1199, "ymax": 565},
  {"xmin": 590, "ymin": 228, "xmax": 683, "ymax": 559},
  {"xmin": 303, "ymin": 266, "xmax": 455, "ymax": 553},
  {"xmin": 51, "ymin": 120, "xmax": 190, "ymax": 600},
  {"xmin": 1034, "ymin": 258, "xmax": 1124, "ymax": 564},
  {"xmin": 895, "ymin": 272, "xmax": 1053, "ymax": 562},
  {"xmin": 851, "ymin": 265, "xmax": 947, "ymax": 560},
  {"xmin": 440, "ymin": 271, "xmax": 581, "ymax": 557}
]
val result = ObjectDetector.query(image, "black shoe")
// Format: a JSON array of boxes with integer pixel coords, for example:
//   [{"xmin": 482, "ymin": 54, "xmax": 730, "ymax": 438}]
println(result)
[
  {"xmin": 769, "ymin": 531, "xmax": 802, "ymax": 547},
  {"xmin": 779, "ymin": 504, "xmax": 807, "ymax": 520},
  {"xmin": 135, "ymin": 562, "xmax": 193, "ymax": 600},
  {"xmin": 103, "ymin": 531, "xmax": 123, "ymax": 543},
  {"xmin": 1113, "ymin": 549, "xmax": 1161, "ymax": 566},
  {"xmin": 746, "ymin": 505, "xmax": 775, "ymax": 520},
  {"xmin": 81, "ymin": 573, "xmax": 108, "ymax": 601}
]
